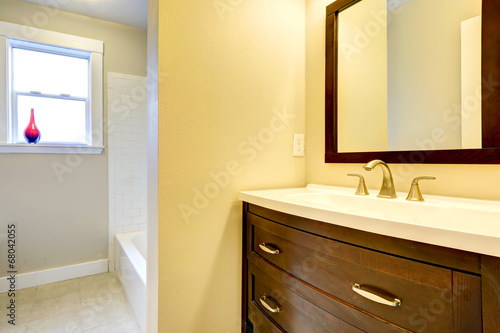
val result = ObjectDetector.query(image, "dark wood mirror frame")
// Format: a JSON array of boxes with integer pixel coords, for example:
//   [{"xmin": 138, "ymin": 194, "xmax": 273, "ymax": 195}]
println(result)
[{"xmin": 325, "ymin": 0, "xmax": 500, "ymax": 164}]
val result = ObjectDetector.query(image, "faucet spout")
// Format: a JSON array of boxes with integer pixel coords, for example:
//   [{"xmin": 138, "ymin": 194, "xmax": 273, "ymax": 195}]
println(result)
[{"xmin": 363, "ymin": 159, "xmax": 397, "ymax": 198}]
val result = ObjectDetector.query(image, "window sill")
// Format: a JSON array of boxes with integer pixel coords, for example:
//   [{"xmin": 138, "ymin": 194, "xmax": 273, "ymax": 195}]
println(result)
[{"xmin": 0, "ymin": 144, "xmax": 104, "ymax": 154}]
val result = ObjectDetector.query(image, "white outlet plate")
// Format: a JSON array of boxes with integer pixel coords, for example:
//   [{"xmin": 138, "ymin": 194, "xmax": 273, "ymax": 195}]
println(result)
[{"xmin": 293, "ymin": 134, "xmax": 305, "ymax": 156}]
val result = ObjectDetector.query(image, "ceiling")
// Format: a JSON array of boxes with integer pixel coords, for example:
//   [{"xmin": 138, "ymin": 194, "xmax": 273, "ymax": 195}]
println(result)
[{"xmin": 18, "ymin": 0, "xmax": 148, "ymax": 30}]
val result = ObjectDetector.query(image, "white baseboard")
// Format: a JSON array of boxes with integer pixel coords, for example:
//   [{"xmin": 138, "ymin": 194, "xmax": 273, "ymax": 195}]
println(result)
[{"xmin": 0, "ymin": 259, "xmax": 108, "ymax": 292}]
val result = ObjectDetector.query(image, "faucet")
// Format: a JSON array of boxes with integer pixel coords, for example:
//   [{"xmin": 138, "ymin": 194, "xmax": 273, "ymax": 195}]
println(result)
[
  {"xmin": 363, "ymin": 159, "xmax": 397, "ymax": 198},
  {"xmin": 406, "ymin": 176, "xmax": 436, "ymax": 201}
]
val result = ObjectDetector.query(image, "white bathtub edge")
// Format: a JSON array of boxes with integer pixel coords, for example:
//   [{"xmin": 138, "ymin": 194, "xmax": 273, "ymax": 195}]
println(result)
[
  {"xmin": 115, "ymin": 231, "xmax": 147, "ymax": 286},
  {"xmin": 115, "ymin": 231, "xmax": 146, "ymax": 333}
]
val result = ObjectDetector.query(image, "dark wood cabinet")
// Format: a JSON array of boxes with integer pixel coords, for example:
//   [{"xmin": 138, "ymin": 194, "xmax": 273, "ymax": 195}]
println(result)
[{"xmin": 242, "ymin": 203, "xmax": 500, "ymax": 333}]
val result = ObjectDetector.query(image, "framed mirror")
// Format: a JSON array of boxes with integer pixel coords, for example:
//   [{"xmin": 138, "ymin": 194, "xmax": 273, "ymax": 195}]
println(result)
[{"xmin": 325, "ymin": 0, "xmax": 500, "ymax": 163}]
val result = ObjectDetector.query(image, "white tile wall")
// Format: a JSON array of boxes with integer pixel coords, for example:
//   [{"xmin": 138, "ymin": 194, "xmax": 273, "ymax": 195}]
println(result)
[{"xmin": 108, "ymin": 72, "xmax": 148, "ymax": 271}]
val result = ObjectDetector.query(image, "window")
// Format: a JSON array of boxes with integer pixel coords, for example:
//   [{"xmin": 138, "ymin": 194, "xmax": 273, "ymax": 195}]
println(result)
[
  {"xmin": 0, "ymin": 21, "xmax": 104, "ymax": 154},
  {"xmin": 12, "ymin": 44, "xmax": 90, "ymax": 144}
]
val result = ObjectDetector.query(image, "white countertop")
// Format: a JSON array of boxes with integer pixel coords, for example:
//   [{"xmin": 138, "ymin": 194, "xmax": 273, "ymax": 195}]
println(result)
[{"xmin": 240, "ymin": 184, "xmax": 500, "ymax": 257}]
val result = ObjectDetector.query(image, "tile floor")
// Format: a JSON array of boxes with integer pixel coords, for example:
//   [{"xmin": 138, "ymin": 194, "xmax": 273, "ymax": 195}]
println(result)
[{"xmin": 0, "ymin": 272, "xmax": 140, "ymax": 333}]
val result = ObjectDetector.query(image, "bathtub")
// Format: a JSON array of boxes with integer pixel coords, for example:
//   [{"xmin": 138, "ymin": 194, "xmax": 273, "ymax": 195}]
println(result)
[{"xmin": 115, "ymin": 231, "xmax": 147, "ymax": 333}]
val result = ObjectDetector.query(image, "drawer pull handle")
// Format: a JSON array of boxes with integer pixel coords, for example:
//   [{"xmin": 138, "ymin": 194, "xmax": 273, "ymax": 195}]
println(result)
[
  {"xmin": 352, "ymin": 284, "xmax": 401, "ymax": 307},
  {"xmin": 259, "ymin": 243, "xmax": 280, "ymax": 255},
  {"xmin": 259, "ymin": 296, "xmax": 281, "ymax": 313}
]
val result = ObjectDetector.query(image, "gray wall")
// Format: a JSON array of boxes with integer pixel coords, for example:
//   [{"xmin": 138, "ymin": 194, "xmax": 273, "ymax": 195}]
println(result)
[{"xmin": 0, "ymin": 0, "xmax": 147, "ymax": 273}]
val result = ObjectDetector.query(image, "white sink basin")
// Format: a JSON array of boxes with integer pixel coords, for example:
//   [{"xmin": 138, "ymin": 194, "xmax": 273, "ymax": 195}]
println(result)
[
  {"xmin": 287, "ymin": 191, "xmax": 447, "ymax": 220},
  {"xmin": 239, "ymin": 184, "xmax": 500, "ymax": 257}
]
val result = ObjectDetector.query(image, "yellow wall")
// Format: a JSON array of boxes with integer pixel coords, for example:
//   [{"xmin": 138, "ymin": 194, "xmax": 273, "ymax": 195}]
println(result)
[
  {"xmin": 157, "ymin": 0, "xmax": 305, "ymax": 331},
  {"xmin": 306, "ymin": 0, "xmax": 500, "ymax": 201},
  {"xmin": 154, "ymin": 1, "xmax": 500, "ymax": 331}
]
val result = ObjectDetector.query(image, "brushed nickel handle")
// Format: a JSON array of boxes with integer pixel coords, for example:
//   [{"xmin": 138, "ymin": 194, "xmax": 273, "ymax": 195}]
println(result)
[
  {"xmin": 347, "ymin": 173, "xmax": 369, "ymax": 195},
  {"xmin": 259, "ymin": 243, "xmax": 280, "ymax": 255},
  {"xmin": 352, "ymin": 283, "xmax": 401, "ymax": 307},
  {"xmin": 259, "ymin": 296, "xmax": 281, "ymax": 313},
  {"xmin": 406, "ymin": 176, "xmax": 436, "ymax": 201}
]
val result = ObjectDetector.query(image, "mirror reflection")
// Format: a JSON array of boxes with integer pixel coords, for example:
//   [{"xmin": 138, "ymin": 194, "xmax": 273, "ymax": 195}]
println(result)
[{"xmin": 337, "ymin": 0, "xmax": 482, "ymax": 153}]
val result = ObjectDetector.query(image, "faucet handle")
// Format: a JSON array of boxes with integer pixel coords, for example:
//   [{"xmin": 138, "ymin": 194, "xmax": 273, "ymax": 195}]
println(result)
[
  {"xmin": 406, "ymin": 176, "xmax": 436, "ymax": 201},
  {"xmin": 347, "ymin": 173, "xmax": 369, "ymax": 196}
]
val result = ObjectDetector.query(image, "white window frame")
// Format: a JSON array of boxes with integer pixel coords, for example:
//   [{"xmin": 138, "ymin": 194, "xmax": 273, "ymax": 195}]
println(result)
[{"xmin": 0, "ymin": 21, "xmax": 104, "ymax": 154}]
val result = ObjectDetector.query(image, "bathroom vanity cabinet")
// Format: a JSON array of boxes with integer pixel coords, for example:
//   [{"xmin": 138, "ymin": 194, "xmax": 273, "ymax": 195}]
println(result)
[{"xmin": 242, "ymin": 203, "xmax": 500, "ymax": 332}]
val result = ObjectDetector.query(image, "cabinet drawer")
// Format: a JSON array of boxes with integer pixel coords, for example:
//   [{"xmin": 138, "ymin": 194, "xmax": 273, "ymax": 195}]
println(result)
[
  {"xmin": 249, "ymin": 262, "xmax": 365, "ymax": 333},
  {"xmin": 248, "ymin": 213, "xmax": 482, "ymax": 332}
]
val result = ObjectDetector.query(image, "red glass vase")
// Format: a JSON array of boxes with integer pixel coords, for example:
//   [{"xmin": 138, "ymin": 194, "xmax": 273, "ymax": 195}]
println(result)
[{"xmin": 24, "ymin": 108, "xmax": 41, "ymax": 144}]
